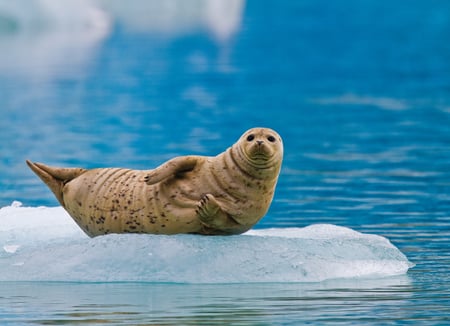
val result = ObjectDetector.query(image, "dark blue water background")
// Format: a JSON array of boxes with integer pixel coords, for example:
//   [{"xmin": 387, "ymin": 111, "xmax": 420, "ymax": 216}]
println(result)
[{"xmin": 1, "ymin": 0, "xmax": 449, "ymax": 324}]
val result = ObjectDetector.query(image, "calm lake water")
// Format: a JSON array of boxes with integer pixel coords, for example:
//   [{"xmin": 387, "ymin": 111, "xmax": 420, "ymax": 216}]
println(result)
[{"xmin": 1, "ymin": 0, "xmax": 450, "ymax": 324}]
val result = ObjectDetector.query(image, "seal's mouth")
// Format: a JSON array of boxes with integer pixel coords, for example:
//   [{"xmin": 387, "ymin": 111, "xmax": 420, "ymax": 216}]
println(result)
[
  {"xmin": 247, "ymin": 143, "xmax": 273, "ymax": 162},
  {"xmin": 251, "ymin": 154, "xmax": 269, "ymax": 162}
]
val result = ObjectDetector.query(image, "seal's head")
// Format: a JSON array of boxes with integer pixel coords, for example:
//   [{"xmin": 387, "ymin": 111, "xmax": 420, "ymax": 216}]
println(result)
[{"xmin": 234, "ymin": 127, "xmax": 283, "ymax": 177}]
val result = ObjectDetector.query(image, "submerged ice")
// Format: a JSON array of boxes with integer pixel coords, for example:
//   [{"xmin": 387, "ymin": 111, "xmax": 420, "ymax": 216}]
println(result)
[{"xmin": 0, "ymin": 202, "xmax": 413, "ymax": 283}]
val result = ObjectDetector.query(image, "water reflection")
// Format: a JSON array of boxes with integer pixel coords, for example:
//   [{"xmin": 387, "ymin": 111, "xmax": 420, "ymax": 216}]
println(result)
[
  {"xmin": 0, "ymin": 278, "xmax": 414, "ymax": 325},
  {"xmin": 0, "ymin": 0, "xmax": 244, "ymax": 79},
  {"xmin": 101, "ymin": 0, "xmax": 245, "ymax": 42},
  {"xmin": 310, "ymin": 94, "xmax": 409, "ymax": 111},
  {"xmin": 0, "ymin": 0, "xmax": 110, "ymax": 79}
]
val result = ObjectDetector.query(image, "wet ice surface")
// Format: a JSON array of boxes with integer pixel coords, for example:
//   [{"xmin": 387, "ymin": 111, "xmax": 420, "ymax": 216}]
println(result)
[{"xmin": 0, "ymin": 202, "xmax": 412, "ymax": 283}]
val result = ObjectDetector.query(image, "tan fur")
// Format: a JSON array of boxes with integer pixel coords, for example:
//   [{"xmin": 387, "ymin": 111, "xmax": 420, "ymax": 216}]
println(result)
[{"xmin": 26, "ymin": 127, "xmax": 283, "ymax": 237}]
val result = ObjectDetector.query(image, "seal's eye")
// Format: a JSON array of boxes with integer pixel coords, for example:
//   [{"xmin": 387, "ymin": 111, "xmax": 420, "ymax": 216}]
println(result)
[
  {"xmin": 246, "ymin": 134, "xmax": 255, "ymax": 141},
  {"xmin": 267, "ymin": 135, "xmax": 276, "ymax": 142}
]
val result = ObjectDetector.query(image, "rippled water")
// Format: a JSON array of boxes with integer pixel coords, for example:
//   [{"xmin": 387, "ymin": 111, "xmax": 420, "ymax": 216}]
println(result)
[
  {"xmin": 0, "ymin": 279, "xmax": 420, "ymax": 325},
  {"xmin": 1, "ymin": 0, "xmax": 450, "ymax": 324}
]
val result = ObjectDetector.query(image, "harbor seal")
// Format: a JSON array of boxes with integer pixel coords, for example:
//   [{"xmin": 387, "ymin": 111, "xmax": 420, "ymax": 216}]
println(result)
[{"xmin": 26, "ymin": 127, "xmax": 283, "ymax": 237}]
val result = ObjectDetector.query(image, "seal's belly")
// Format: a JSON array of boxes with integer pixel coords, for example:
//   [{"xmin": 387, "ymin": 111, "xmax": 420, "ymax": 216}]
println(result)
[{"xmin": 62, "ymin": 168, "xmax": 201, "ymax": 236}]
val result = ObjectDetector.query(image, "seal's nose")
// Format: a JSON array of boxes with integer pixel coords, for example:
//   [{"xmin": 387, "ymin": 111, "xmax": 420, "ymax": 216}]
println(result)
[{"xmin": 256, "ymin": 140, "xmax": 263, "ymax": 145}]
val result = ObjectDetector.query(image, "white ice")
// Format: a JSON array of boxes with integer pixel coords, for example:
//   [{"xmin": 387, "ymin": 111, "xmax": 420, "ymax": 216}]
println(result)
[{"xmin": 0, "ymin": 202, "xmax": 414, "ymax": 283}]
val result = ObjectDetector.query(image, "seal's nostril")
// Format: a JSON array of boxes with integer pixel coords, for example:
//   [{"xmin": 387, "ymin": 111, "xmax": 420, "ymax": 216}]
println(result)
[{"xmin": 256, "ymin": 140, "xmax": 263, "ymax": 145}]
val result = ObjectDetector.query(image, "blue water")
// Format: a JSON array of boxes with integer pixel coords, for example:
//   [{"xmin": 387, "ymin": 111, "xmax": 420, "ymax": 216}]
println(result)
[{"xmin": 1, "ymin": 0, "xmax": 450, "ymax": 324}]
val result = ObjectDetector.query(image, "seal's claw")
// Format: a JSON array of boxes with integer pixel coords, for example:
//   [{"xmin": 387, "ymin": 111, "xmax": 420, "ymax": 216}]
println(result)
[
  {"xmin": 144, "ymin": 173, "xmax": 158, "ymax": 185},
  {"xmin": 200, "ymin": 194, "xmax": 208, "ymax": 204}
]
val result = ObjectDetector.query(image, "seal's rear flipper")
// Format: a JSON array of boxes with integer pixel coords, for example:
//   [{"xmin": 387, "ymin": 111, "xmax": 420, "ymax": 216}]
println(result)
[{"xmin": 26, "ymin": 160, "xmax": 86, "ymax": 207}]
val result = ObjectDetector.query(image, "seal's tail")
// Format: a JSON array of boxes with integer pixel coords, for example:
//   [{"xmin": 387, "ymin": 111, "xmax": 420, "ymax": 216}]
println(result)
[{"xmin": 26, "ymin": 160, "xmax": 87, "ymax": 207}]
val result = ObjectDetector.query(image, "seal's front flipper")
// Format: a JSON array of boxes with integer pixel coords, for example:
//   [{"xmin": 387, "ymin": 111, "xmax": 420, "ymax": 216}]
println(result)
[
  {"xmin": 196, "ymin": 194, "xmax": 242, "ymax": 234},
  {"xmin": 144, "ymin": 155, "xmax": 199, "ymax": 185},
  {"xmin": 196, "ymin": 194, "xmax": 222, "ymax": 221}
]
